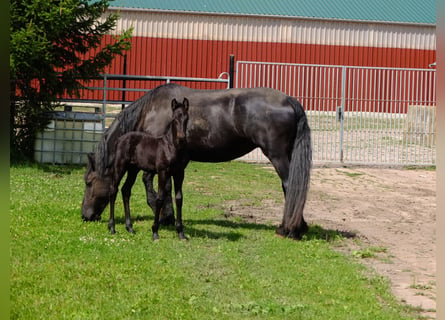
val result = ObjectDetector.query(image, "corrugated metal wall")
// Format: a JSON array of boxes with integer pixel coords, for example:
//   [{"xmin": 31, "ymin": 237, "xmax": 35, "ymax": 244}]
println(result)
[
  {"xmin": 77, "ymin": 10, "xmax": 436, "ymax": 101},
  {"xmin": 111, "ymin": 11, "xmax": 435, "ymax": 49}
]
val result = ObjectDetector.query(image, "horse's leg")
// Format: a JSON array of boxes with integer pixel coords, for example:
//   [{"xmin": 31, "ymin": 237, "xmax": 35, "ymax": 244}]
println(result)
[
  {"xmin": 142, "ymin": 171, "xmax": 156, "ymax": 209},
  {"xmin": 109, "ymin": 190, "xmax": 117, "ymax": 234},
  {"xmin": 173, "ymin": 169, "xmax": 186, "ymax": 240},
  {"xmin": 152, "ymin": 171, "xmax": 168, "ymax": 241},
  {"xmin": 142, "ymin": 172, "xmax": 175, "ymax": 226},
  {"xmin": 160, "ymin": 178, "xmax": 175, "ymax": 226},
  {"xmin": 109, "ymin": 175, "xmax": 121, "ymax": 235},
  {"xmin": 121, "ymin": 168, "xmax": 139, "ymax": 234},
  {"xmin": 268, "ymin": 153, "xmax": 308, "ymax": 237},
  {"xmin": 268, "ymin": 154, "xmax": 290, "ymax": 197}
]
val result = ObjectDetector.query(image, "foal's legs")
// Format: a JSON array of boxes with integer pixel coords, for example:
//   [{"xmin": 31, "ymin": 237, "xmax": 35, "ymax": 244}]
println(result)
[
  {"xmin": 121, "ymin": 167, "xmax": 139, "ymax": 233},
  {"xmin": 142, "ymin": 172, "xmax": 176, "ymax": 226},
  {"xmin": 109, "ymin": 158, "xmax": 128, "ymax": 234},
  {"xmin": 173, "ymin": 169, "xmax": 186, "ymax": 240},
  {"xmin": 151, "ymin": 171, "xmax": 168, "ymax": 241}
]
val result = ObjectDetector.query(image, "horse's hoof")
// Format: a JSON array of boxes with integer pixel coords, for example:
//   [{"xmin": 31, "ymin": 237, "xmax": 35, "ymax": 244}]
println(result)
[
  {"xmin": 152, "ymin": 234, "xmax": 160, "ymax": 241},
  {"xmin": 126, "ymin": 227, "xmax": 135, "ymax": 234},
  {"xmin": 178, "ymin": 233, "xmax": 187, "ymax": 241},
  {"xmin": 275, "ymin": 225, "xmax": 285, "ymax": 237},
  {"xmin": 287, "ymin": 232, "xmax": 304, "ymax": 241}
]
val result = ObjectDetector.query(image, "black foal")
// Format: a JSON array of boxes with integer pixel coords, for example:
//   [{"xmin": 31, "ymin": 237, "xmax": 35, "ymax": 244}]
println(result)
[{"xmin": 109, "ymin": 98, "xmax": 190, "ymax": 240}]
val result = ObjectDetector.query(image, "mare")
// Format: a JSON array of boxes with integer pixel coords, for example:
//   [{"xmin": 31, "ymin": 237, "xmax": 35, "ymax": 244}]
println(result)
[
  {"xmin": 82, "ymin": 83, "xmax": 312, "ymax": 239},
  {"xmin": 108, "ymin": 98, "xmax": 189, "ymax": 240}
]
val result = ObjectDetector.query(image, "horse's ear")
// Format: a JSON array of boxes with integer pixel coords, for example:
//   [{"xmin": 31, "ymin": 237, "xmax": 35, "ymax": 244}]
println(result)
[
  {"xmin": 183, "ymin": 98, "xmax": 189, "ymax": 111},
  {"xmin": 87, "ymin": 153, "xmax": 96, "ymax": 171},
  {"xmin": 171, "ymin": 98, "xmax": 178, "ymax": 110}
]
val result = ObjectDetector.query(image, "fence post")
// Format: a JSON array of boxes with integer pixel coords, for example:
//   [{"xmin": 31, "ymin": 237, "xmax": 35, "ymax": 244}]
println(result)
[
  {"xmin": 122, "ymin": 54, "xmax": 127, "ymax": 110},
  {"xmin": 102, "ymin": 74, "xmax": 107, "ymax": 130},
  {"xmin": 339, "ymin": 66, "xmax": 346, "ymax": 162},
  {"xmin": 229, "ymin": 55, "xmax": 235, "ymax": 89}
]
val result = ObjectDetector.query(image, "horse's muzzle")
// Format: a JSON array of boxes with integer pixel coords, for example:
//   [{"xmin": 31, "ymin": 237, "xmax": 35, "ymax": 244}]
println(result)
[{"xmin": 81, "ymin": 206, "xmax": 101, "ymax": 222}]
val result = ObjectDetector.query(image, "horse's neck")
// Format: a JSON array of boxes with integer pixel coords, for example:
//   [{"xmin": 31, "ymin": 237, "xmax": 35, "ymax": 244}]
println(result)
[
  {"xmin": 162, "ymin": 121, "xmax": 173, "ymax": 143},
  {"xmin": 160, "ymin": 122, "xmax": 182, "ymax": 154}
]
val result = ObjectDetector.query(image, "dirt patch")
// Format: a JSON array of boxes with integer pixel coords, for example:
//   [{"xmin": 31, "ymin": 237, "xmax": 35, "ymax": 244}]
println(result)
[{"xmin": 224, "ymin": 166, "xmax": 436, "ymax": 318}]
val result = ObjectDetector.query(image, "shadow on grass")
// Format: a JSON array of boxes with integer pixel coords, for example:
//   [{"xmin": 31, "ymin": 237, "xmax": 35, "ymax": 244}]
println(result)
[
  {"xmin": 108, "ymin": 215, "xmax": 356, "ymax": 242},
  {"xmin": 185, "ymin": 219, "xmax": 356, "ymax": 242},
  {"xmin": 22, "ymin": 163, "xmax": 86, "ymax": 175},
  {"xmin": 302, "ymin": 224, "xmax": 356, "ymax": 242},
  {"xmin": 112, "ymin": 214, "xmax": 152, "ymax": 225},
  {"xmin": 185, "ymin": 218, "xmax": 275, "ymax": 241}
]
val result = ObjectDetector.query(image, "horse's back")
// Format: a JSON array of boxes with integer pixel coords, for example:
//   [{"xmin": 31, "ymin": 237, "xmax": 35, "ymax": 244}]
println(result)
[{"xmin": 137, "ymin": 84, "xmax": 304, "ymax": 162}]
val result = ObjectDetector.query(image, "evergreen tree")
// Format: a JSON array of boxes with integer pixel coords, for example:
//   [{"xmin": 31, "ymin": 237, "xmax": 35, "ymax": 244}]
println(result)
[{"xmin": 10, "ymin": 0, "xmax": 132, "ymax": 161}]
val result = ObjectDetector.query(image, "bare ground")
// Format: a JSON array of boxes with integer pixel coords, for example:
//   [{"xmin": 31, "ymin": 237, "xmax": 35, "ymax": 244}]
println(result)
[{"xmin": 224, "ymin": 166, "xmax": 436, "ymax": 319}]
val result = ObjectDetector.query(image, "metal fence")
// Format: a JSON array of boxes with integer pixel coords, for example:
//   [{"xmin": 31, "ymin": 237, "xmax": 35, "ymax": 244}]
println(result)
[
  {"xmin": 34, "ymin": 74, "xmax": 230, "ymax": 164},
  {"xmin": 35, "ymin": 64, "xmax": 436, "ymax": 166},
  {"xmin": 236, "ymin": 61, "xmax": 436, "ymax": 165}
]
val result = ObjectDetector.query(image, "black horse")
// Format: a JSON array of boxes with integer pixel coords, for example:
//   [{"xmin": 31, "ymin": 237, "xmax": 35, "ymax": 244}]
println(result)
[
  {"xmin": 108, "ymin": 98, "xmax": 189, "ymax": 240},
  {"xmin": 82, "ymin": 83, "xmax": 312, "ymax": 239}
]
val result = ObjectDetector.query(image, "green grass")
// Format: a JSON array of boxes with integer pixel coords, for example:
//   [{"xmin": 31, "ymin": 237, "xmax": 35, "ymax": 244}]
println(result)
[
  {"xmin": 352, "ymin": 246, "xmax": 388, "ymax": 259},
  {"xmin": 10, "ymin": 162, "xmax": 418, "ymax": 319},
  {"xmin": 309, "ymin": 114, "xmax": 405, "ymax": 132},
  {"xmin": 403, "ymin": 165, "xmax": 436, "ymax": 171},
  {"xmin": 336, "ymin": 169, "xmax": 365, "ymax": 178}
]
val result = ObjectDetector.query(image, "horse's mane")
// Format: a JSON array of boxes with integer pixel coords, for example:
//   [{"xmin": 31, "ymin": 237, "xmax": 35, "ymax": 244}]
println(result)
[
  {"xmin": 95, "ymin": 83, "xmax": 185, "ymax": 176},
  {"xmin": 95, "ymin": 91, "xmax": 152, "ymax": 176}
]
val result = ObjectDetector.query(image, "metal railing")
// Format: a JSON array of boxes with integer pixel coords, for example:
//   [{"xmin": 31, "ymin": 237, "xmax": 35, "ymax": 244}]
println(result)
[
  {"xmin": 35, "ymin": 73, "xmax": 231, "ymax": 164},
  {"xmin": 35, "ymin": 65, "xmax": 436, "ymax": 166},
  {"xmin": 236, "ymin": 61, "xmax": 436, "ymax": 166},
  {"xmin": 61, "ymin": 73, "xmax": 231, "ymax": 129}
]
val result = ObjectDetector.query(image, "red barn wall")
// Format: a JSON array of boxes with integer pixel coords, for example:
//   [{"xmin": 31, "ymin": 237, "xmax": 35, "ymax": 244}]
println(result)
[{"xmin": 80, "ymin": 10, "xmax": 436, "ymax": 101}]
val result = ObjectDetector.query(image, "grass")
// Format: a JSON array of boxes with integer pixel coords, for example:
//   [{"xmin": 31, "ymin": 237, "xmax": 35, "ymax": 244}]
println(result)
[
  {"xmin": 309, "ymin": 114, "xmax": 405, "ymax": 132},
  {"xmin": 352, "ymin": 246, "xmax": 388, "ymax": 259},
  {"xmin": 336, "ymin": 169, "xmax": 365, "ymax": 178},
  {"xmin": 10, "ymin": 161, "xmax": 419, "ymax": 319},
  {"xmin": 403, "ymin": 165, "xmax": 436, "ymax": 171}
]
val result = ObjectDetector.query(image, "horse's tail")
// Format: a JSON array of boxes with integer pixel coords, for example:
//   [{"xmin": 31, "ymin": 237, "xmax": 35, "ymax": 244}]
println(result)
[
  {"xmin": 281, "ymin": 98, "xmax": 312, "ymax": 239},
  {"xmin": 95, "ymin": 92, "xmax": 151, "ymax": 176}
]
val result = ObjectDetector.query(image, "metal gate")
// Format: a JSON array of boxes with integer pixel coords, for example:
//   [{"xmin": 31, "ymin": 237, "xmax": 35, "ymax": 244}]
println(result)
[
  {"xmin": 236, "ymin": 61, "xmax": 436, "ymax": 165},
  {"xmin": 35, "ymin": 74, "xmax": 230, "ymax": 164}
]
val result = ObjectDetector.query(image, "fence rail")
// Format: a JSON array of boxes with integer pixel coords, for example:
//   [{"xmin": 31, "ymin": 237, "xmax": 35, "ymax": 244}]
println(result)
[
  {"xmin": 67, "ymin": 73, "xmax": 232, "ymax": 103},
  {"xmin": 34, "ymin": 74, "xmax": 230, "ymax": 164}
]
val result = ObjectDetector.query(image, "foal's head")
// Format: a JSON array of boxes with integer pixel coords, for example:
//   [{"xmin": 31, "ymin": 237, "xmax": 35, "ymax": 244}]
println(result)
[{"xmin": 171, "ymin": 98, "xmax": 189, "ymax": 146}]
